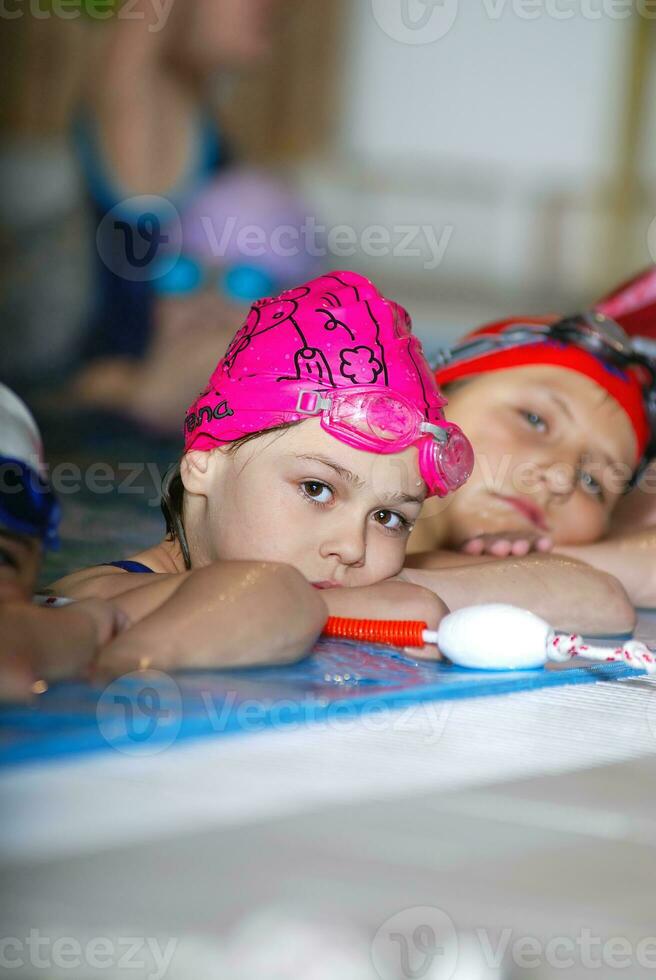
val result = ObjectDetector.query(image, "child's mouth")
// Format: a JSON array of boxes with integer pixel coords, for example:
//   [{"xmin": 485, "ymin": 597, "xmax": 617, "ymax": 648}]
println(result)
[
  {"xmin": 495, "ymin": 495, "xmax": 549, "ymax": 531},
  {"xmin": 311, "ymin": 581, "xmax": 340, "ymax": 590}
]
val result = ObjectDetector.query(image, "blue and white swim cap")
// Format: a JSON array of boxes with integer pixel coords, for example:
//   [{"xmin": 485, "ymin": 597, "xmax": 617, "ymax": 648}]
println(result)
[{"xmin": 0, "ymin": 384, "xmax": 60, "ymax": 548}]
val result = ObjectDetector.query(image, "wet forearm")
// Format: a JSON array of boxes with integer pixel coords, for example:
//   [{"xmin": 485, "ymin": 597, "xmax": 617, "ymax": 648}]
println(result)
[
  {"xmin": 403, "ymin": 553, "xmax": 635, "ymax": 635},
  {"xmin": 95, "ymin": 563, "xmax": 327, "ymax": 675},
  {"xmin": 557, "ymin": 530, "xmax": 656, "ymax": 609}
]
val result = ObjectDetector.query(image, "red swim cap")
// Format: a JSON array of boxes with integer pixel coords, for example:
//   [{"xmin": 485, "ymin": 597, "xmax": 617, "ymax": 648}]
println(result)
[
  {"xmin": 594, "ymin": 266, "xmax": 656, "ymax": 339},
  {"xmin": 435, "ymin": 316, "xmax": 651, "ymax": 462}
]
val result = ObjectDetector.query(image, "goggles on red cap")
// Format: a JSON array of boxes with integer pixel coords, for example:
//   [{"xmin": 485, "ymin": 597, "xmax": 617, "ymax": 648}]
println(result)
[
  {"xmin": 594, "ymin": 266, "xmax": 656, "ymax": 339},
  {"xmin": 434, "ymin": 311, "xmax": 656, "ymax": 469}
]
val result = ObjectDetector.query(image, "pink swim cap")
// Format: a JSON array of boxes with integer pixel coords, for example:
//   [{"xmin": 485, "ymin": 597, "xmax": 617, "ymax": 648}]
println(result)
[{"xmin": 184, "ymin": 271, "xmax": 473, "ymax": 497}]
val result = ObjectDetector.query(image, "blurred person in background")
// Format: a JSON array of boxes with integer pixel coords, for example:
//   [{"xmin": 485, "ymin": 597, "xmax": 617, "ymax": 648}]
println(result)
[
  {"xmin": 1, "ymin": 0, "xmax": 314, "ymax": 402},
  {"xmin": 0, "ymin": 14, "xmax": 92, "ymax": 387},
  {"xmin": 73, "ymin": 165, "xmax": 322, "ymax": 431},
  {"xmin": 74, "ymin": 0, "xmax": 288, "ymax": 363}
]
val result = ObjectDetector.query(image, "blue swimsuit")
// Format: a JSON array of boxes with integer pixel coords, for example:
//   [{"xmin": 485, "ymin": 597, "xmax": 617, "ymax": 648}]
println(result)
[{"xmin": 104, "ymin": 560, "xmax": 154, "ymax": 574}]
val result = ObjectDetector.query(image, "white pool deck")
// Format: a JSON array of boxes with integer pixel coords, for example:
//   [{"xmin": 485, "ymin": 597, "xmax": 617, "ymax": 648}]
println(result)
[{"xmin": 1, "ymin": 611, "xmax": 655, "ymax": 980}]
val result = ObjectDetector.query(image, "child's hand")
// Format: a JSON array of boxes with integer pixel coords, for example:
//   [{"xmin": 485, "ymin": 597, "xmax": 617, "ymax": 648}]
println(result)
[
  {"xmin": 460, "ymin": 531, "xmax": 553, "ymax": 559},
  {"xmin": 0, "ymin": 599, "xmax": 129, "ymax": 702},
  {"xmin": 74, "ymin": 598, "xmax": 130, "ymax": 648}
]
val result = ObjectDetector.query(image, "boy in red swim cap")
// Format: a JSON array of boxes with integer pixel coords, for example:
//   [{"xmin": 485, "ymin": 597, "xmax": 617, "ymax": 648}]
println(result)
[{"xmin": 407, "ymin": 271, "xmax": 656, "ymax": 611}]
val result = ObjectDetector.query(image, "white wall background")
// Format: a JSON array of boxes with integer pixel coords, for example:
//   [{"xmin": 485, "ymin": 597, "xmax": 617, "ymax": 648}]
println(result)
[{"xmin": 299, "ymin": 1, "xmax": 655, "ymax": 340}]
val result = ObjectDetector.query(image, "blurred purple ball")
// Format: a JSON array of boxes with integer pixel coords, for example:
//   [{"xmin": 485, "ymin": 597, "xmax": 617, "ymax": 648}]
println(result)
[{"xmin": 172, "ymin": 167, "xmax": 323, "ymax": 289}]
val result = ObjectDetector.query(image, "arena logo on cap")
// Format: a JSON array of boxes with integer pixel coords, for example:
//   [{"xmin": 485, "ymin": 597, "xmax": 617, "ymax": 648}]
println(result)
[
  {"xmin": 371, "ymin": 0, "xmax": 459, "ymax": 44},
  {"xmin": 185, "ymin": 396, "xmax": 235, "ymax": 435}
]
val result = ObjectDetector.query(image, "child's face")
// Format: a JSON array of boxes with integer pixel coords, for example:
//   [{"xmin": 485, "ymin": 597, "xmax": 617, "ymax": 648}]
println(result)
[
  {"xmin": 175, "ymin": 0, "xmax": 287, "ymax": 71},
  {"xmin": 0, "ymin": 530, "xmax": 41, "ymax": 603},
  {"xmin": 440, "ymin": 365, "xmax": 638, "ymax": 546},
  {"xmin": 184, "ymin": 420, "xmax": 427, "ymax": 586}
]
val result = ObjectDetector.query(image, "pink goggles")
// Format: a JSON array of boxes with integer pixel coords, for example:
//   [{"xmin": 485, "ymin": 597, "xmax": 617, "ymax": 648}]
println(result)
[{"xmin": 294, "ymin": 386, "xmax": 474, "ymax": 497}]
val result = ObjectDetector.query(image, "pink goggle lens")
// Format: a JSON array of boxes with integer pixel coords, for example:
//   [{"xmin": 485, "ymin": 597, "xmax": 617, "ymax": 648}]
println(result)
[{"xmin": 329, "ymin": 392, "xmax": 418, "ymax": 444}]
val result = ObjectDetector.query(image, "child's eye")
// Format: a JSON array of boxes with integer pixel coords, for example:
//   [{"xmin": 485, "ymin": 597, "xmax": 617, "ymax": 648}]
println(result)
[
  {"xmin": 521, "ymin": 410, "xmax": 548, "ymax": 433},
  {"xmin": 373, "ymin": 509, "xmax": 412, "ymax": 534},
  {"xmin": 579, "ymin": 469, "xmax": 605, "ymax": 501},
  {"xmin": 300, "ymin": 480, "xmax": 334, "ymax": 505}
]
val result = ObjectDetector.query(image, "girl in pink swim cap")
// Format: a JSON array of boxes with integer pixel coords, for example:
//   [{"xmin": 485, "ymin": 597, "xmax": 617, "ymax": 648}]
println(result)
[
  {"xmin": 166, "ymin": 270, "xmax": 473, "ymax": 575},
  {"xmin": 53, "ymin": 271, "xmax": 471, "ymax": 671}
]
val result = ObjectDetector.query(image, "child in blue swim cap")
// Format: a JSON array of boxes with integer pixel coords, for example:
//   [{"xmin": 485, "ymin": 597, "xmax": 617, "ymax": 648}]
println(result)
[{"xmin": 0, "ymin": 384, "xmax": 126, "ymax": 700}]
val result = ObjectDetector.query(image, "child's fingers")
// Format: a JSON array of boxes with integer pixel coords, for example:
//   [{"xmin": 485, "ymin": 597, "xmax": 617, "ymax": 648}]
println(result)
[
  {"xmin": 464, "ymin": 533, "xmax": 552, "ymax": 558},
  {"xmin": 461, "ymin": 538, "xmax": 485, "ymax": 555},
  {"xmin": 510, "ymin": 539, "xmax": 531, "ymax": 557},
  {"xmin": 75, "ymin": 599, "xmax": 130, "ymax": 648},
  {"xmin": 488, "ymin": 538, "xmax": 513, "ymax": 557}
]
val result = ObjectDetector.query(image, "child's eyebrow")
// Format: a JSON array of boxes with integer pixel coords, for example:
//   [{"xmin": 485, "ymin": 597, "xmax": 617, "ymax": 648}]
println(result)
[
  {"xmin": 545, "ymin": 391, "xmax": 574, "ymax": 423},
  {"xmin": 382, "ymin": 490, "xmax": 425, "ymax": 506},
  {"xmin": 294, "ymin": 454, "xmax": 366, "ymax": 488},
  {"xmin": 294, "ymin": 455, "xmax": 425, "ymax": 504}
]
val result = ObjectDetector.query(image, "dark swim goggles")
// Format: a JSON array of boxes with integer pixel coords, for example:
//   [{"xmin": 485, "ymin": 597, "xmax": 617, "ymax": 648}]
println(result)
[
  {"xmin": 435, "ymin": 311, "xmax": 656, "ymax": 462},
  {"xmin": 0, "ymin": 458, "xmax": 60, "ymax": 549}
]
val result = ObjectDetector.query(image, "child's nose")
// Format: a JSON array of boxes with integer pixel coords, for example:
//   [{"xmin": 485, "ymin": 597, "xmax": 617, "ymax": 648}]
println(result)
[
  {"xmin": 319, "ymin": 518, "xmax": 367, "ymax": 568},
  {"xmin": 537, "ymin": 449, "xmax": 581, "ymax": 502}
]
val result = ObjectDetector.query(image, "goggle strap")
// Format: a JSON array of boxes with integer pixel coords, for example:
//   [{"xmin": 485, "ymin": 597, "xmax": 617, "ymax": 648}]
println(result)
[
  {"xmin": 420, "ymin": 421, "xmax": 449, "ymax": 443},
  {"xmin": 294, "ymin": 390, "xmax": 333, "ymax": 415}
]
